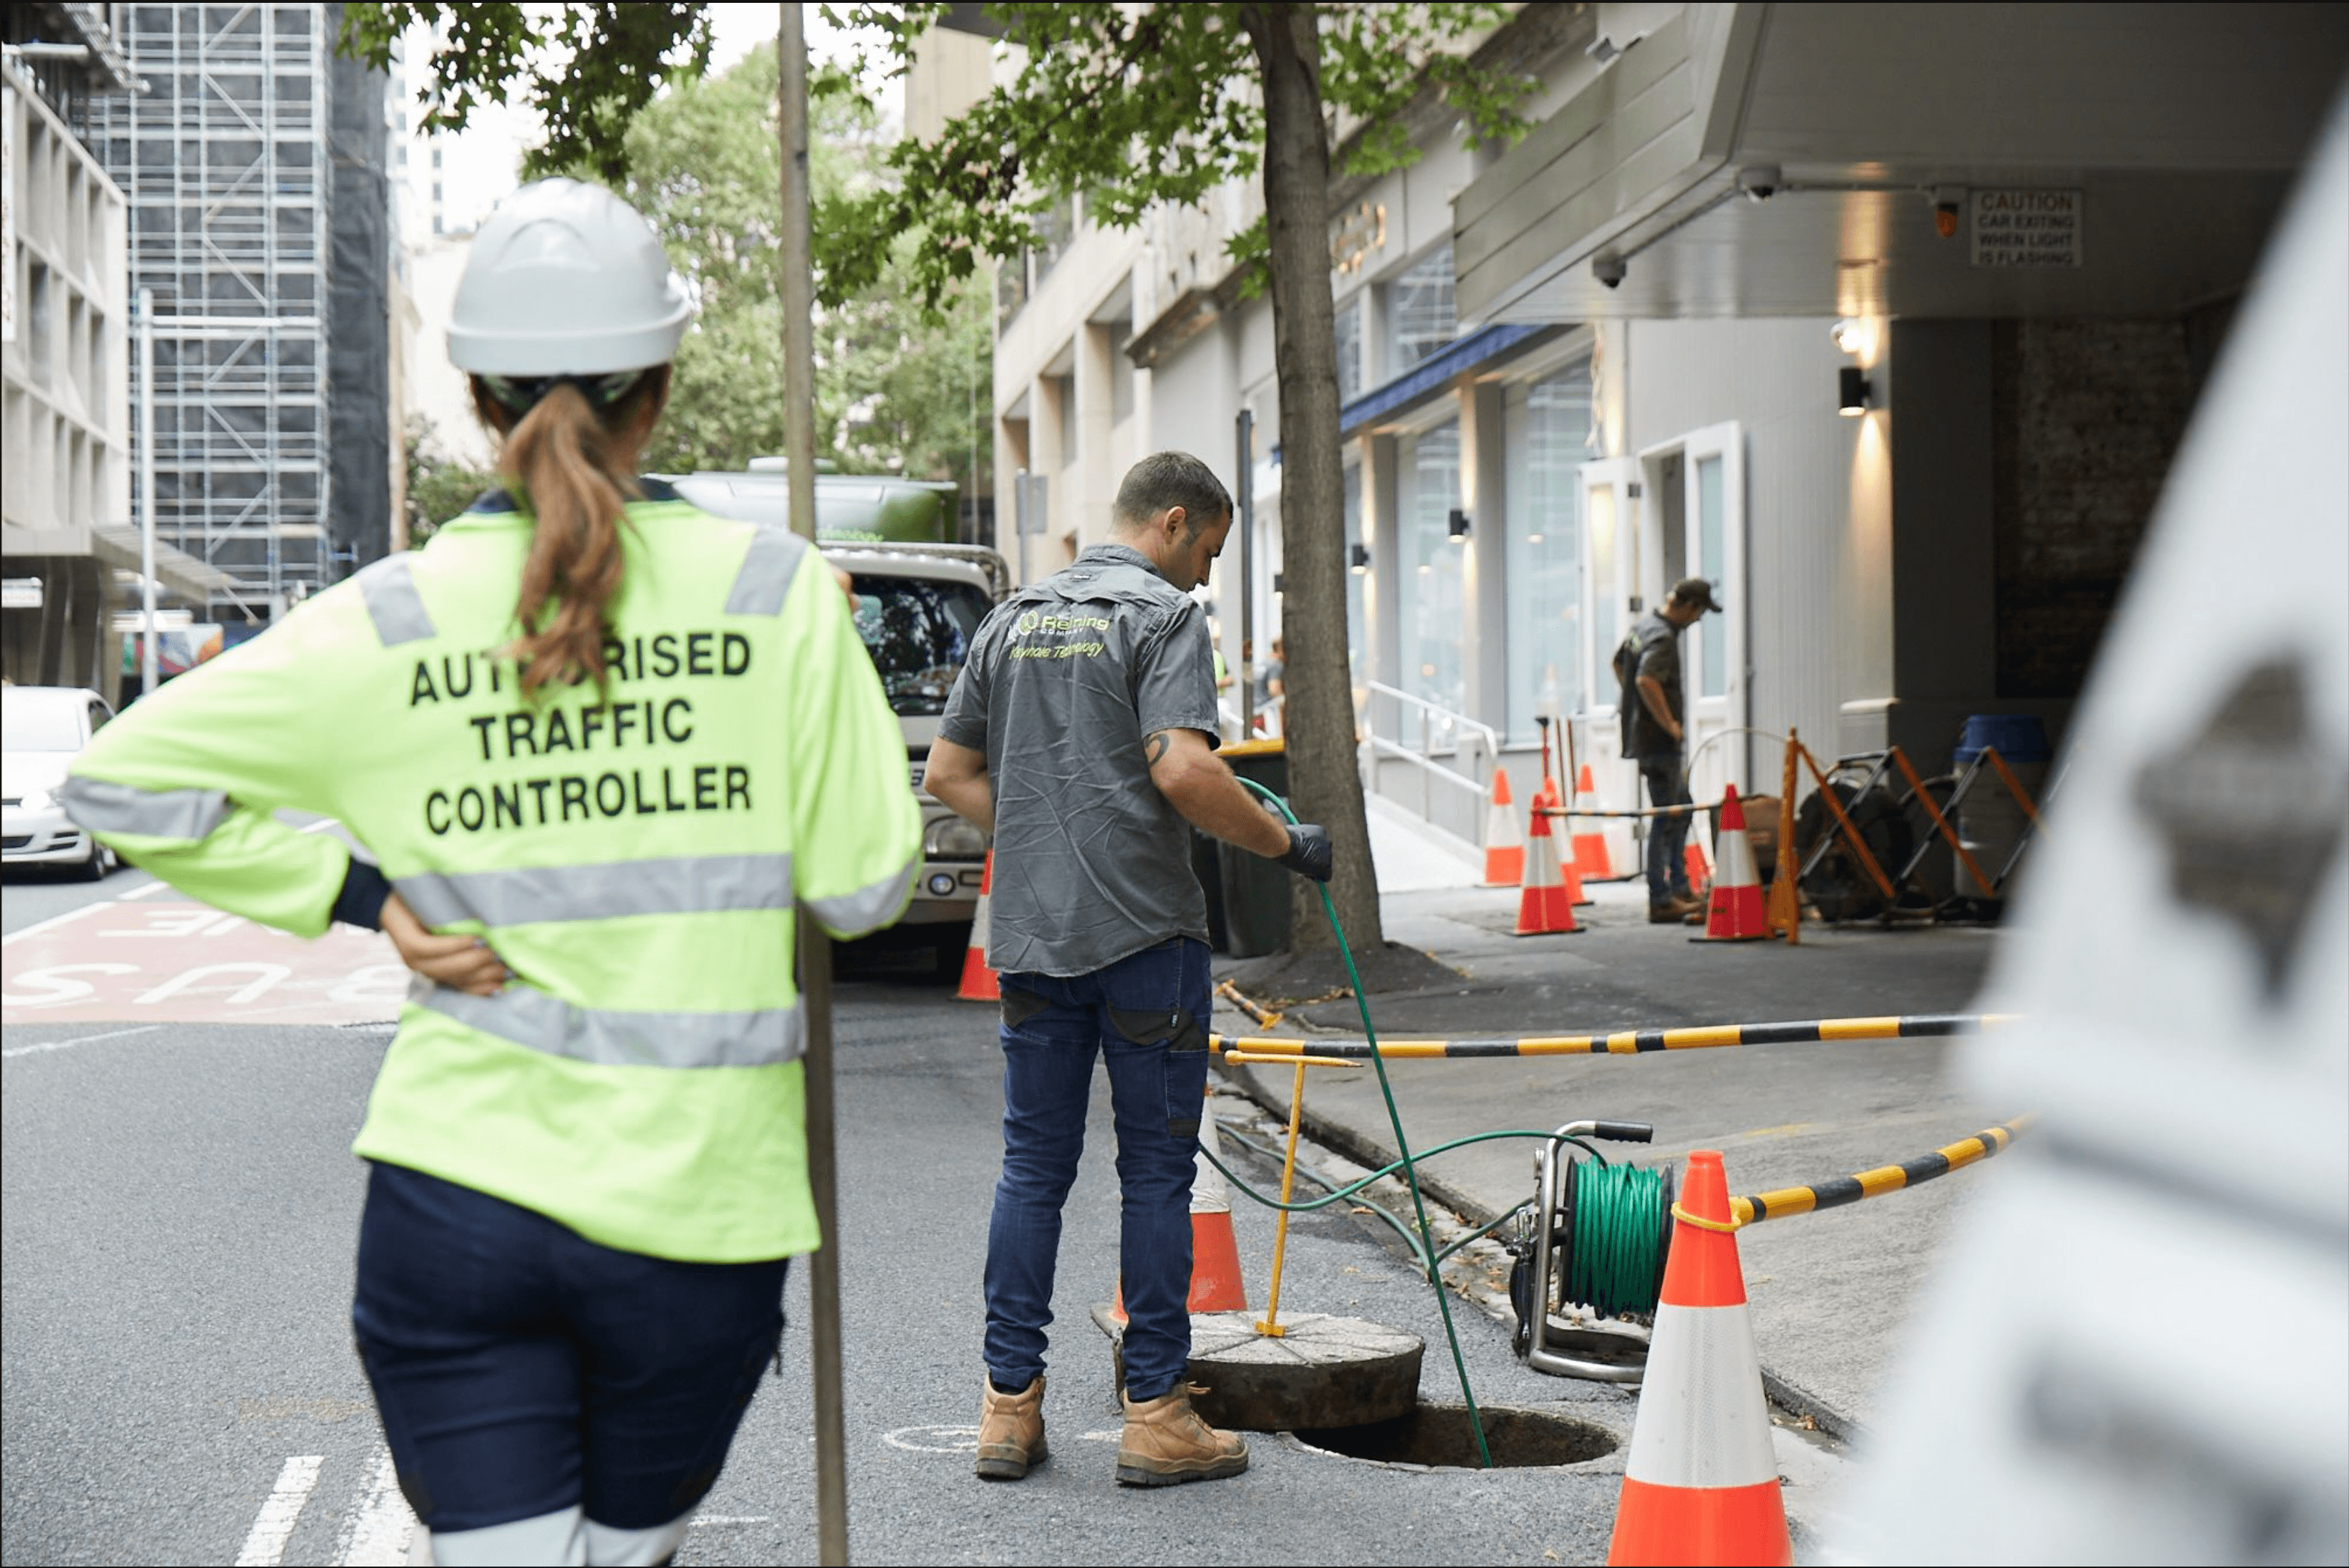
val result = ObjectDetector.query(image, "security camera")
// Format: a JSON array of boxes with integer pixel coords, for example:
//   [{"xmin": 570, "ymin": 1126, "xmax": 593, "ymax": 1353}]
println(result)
[
  {"xmin": 1593, "ymin": 252, "xmax": 1627, "ymax": 289},
  {"xmin": 1737, "ymin": 165, "xmax": 1782, "ymax": 202}
]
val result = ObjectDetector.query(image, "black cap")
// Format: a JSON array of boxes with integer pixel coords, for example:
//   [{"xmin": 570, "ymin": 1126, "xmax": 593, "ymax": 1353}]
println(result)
[{"xmin": 1669, "ymin": 577, "xmax": 1724, "ymax": 614}]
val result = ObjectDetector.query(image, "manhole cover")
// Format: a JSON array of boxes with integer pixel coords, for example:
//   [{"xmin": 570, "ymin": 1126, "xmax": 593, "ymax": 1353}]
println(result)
[{"xmin": 1293, "ymin": 1400, "xmax": 1619, "ymax": 1470}]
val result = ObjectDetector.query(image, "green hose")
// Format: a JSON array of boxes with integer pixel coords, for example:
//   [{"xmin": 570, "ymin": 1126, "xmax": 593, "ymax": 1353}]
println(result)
[
  {"xmin": 1235, "ymin": 777, "xmax": 1495, "ymax": 1469},
  {"xmin": 1564, "ymin": 1162, "xmax": 1668, "ymax": 1320}
]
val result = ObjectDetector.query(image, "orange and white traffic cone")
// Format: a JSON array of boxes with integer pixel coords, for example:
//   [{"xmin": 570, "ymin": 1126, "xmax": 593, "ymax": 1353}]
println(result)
[
  {"xmin": 1606, "ymin": 1150, "xmax": 1793, "ymax": 1567},
  {"xmin": 1514, "ymin": 795, "xmax": 1581, "ymax": 936},
  {"xmin": 1694, "ymin": 787, "xmax": 1768, "ymax": 942},
  {"xmin": 1569, "ymin": 764, "xmax": 1615, "ymax": 883},
  {"xmin": 956, "ymin": 851, "xmax": 1000, "ymax": 1000},
  {"xmin": 1482, "ymin": 768, "xmax": 1525, "ymax": 888},
  {"xmin": 1683, "ymin": 836, "xmax": 1713, "ymax": 902},
  {"xmin": 1114, "ymin": 1090, "xmax": 1248, "ymax": 1322}
]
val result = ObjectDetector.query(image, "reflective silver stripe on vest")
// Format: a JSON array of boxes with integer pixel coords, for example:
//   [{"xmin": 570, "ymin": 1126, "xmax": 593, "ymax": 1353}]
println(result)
[
  {"xmin": 56, "ymin": 775, "xmax": 230, "ymax": 841},
  {"xmin": 393, "ymin": 853, "xmax": 793, "ymax": 930},
  {"xmin": 804, "ymin": 857, "xmax": 917, "ymax": 938},
  {"xmin": 723, "ymin": 527, "xmax": 809, "ymax": 616},
  {"xmin": 357, "ymin": 555, "xmax": 437, "ymax": 646},
  {"xmin": 413, "ymin": 978, "xmax": 804, "ymax": 1069}
]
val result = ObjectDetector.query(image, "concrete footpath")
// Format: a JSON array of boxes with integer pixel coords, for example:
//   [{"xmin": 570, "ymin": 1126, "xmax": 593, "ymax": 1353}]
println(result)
[{"xmin": 1207, "ymin": 871, "xmax": 2012, "ymax": 1441}]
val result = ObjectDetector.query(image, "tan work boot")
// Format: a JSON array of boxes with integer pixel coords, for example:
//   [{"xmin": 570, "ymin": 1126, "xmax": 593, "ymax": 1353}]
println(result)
[
  {"xmin": 975, "ymin": 1375, "xmax": 1047, "ymax": 1479},
  {"xmin": 1115, "ymin": 1383, "xmax": 1249, "ymax": 1487}
]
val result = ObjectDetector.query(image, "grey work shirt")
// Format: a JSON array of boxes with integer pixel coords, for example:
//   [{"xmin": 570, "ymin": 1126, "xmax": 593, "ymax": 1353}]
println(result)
[
  {"xmin": 1626, "ymin": 609, "xmax": 1684, "ymax": 759},
  {"xmin": 937, "ymin": 543, "xmax": 1221, "ymax": 977}
]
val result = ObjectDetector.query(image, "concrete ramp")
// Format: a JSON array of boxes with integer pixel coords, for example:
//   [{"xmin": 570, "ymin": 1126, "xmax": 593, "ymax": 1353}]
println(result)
[{"xmin": 1364, "ymin": 792, "xmax": 1484, "ymax": 893}]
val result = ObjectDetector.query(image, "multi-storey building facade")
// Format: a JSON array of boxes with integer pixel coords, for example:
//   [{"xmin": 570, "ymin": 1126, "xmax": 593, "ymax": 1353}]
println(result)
[
  {"xmin": 78, "ymin": 1, "xmax": 395, "ymax": 621},
  {"xmin": 2, "ymin": 3, "xmax": 148, "ymax": 694}
]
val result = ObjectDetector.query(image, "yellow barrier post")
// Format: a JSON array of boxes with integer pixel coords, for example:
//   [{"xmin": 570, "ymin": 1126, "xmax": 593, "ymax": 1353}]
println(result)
[{"xmin": 1255, "ymin": 1060, "xmax": 1309, "ymax": 1338}]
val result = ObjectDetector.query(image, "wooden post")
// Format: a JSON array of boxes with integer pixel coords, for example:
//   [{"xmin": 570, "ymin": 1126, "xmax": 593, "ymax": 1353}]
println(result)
[{"xmin": 778, "ymin": 6, "xmax": 848, "ymax": 1563}]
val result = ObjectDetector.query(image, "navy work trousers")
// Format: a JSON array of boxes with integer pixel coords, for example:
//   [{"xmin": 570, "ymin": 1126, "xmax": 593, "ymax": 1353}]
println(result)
[
  {"xmin": 1639, "ymin": 752, "xmax": 1695, "ymax": 906},
  {"xmin": 351, "ymin": 1161, "xmax": 787, "ymax": 1539},
  {"xmin": 984, "ymin": 936, "xmax": 1213, "ymax": 1403}
]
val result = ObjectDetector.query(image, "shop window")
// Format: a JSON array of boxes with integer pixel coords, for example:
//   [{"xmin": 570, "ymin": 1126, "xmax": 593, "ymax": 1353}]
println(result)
[
  {"xmin": 1504, "ymin": 359, "xmax": 1594, "ymax": 742},
  {"xmin": 1399, "ymin": 417, "xmax": 1464, "ymax": 721},
  {"xmin": 1334, "ymin": 297, "xmax": 1363, "ymax": 406},
  {"xmin": 1384, "ymin": 246, "xmax": 1455, "ymax": 381}
]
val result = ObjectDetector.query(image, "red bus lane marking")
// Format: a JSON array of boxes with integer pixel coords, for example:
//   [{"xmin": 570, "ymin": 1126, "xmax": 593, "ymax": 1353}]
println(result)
[{"xmin": 2, "ymin": 898, "xmax": 409, "ymax": 1026}]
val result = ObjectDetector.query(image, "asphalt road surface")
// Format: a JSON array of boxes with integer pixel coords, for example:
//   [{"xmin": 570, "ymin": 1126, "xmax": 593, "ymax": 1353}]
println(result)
[{"xmin": 5, "ymin": 868, "xmax": 1642, "ymax": 1566}]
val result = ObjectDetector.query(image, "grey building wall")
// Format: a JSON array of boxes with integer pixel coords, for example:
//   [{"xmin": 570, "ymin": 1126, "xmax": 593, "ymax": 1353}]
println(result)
[{"xmin": 326, "ymin": 3, "xmax": 392, "ymax": 572}]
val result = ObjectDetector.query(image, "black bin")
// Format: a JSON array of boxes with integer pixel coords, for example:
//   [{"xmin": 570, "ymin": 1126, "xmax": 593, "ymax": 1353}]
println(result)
[{"xmin": 1217, "ymin": 738, "xmax": 1292, "ymax": 958}]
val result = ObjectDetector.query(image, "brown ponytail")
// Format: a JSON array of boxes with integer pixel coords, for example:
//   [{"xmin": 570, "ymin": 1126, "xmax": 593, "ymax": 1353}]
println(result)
[{"xmin": 472, "ymin": 368, "xmax": 669, "ymax": 700}]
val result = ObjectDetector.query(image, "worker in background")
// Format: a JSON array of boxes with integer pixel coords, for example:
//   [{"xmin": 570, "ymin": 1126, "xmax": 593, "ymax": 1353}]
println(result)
[
  {"xmin": 60, "ymin": 178, "xmax": 920, "ymax": 1567},
  {"xmin": 923, "ymin": 451, "xmax": 1333, "ymax": 1489},
  {"xmin": 1616, "ymin": 576, "xmax": 1722, "ymax": 924}
]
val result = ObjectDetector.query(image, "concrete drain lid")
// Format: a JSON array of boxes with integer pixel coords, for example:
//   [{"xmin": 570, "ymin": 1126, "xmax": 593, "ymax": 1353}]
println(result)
[{"xmin": 1292, "ymin": 1400, "xmax": 1620, "ymax": 1470}]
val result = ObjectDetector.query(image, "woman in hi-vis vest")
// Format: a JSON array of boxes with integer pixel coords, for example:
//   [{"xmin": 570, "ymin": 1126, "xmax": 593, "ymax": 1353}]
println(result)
[{"xmin": 63, "ymin": 179, "xmax": 921, "ymax": 1566}]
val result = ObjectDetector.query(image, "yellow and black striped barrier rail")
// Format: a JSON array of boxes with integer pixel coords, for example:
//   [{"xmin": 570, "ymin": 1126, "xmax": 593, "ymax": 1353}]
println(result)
[
  {"xmin": 1730, "ymin": 1114, "xmax": 2035, "ymax": 1226},
  {"xmin": 1210, "ymin": 1012, "xmax": 2010, "ymax": 1061}
]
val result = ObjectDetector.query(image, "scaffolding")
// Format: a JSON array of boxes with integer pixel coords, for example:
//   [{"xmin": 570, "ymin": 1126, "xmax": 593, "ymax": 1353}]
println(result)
[{"xmin": 81, "ymin": 1, "xmax": 332, "ymax": 612}]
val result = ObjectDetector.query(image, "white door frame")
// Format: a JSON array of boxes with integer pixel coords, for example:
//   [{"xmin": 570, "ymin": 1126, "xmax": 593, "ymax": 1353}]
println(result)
[
  {"xmin": 1635, "ymin": 422, "xmax": 1749, "ymax": 823},
  {"xmin": 1575, "ymin": 455, "xmax": 1641, "ymax": 867}
]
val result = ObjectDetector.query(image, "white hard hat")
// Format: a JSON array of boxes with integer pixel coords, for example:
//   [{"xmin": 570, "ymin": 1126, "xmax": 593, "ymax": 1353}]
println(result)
[{"xmin": 447, "ymin": 178, "xmax": 693, "ymax": 379}]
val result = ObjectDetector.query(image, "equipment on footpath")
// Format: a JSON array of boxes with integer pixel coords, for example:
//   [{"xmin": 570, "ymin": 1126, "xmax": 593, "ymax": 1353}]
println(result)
[
  {"xmin": 1694, "ymin": 786, "xmax": 1769, "ymax": 942},
  {"xmin": 955, "ymin": 851, "xmax": 1000, "ymax": 1001},
  {"xmin": 1514, "ymin": 797, "xmax": 1583, "ymax": 935},
  {"xmin": 1790, "ymin": 738, "xmax": 2050, "ymax": 926},
  {"xmin": 1605, "ymin": 1150, "xmax": 1793, "ymax": 1567},
  {"xmin": 1481, "ymin": 768, "xmax": 1525, "ymax": 887}
]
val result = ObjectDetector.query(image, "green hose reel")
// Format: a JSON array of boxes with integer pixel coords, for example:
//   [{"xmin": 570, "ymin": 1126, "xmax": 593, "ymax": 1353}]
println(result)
[{"xmin": 1509, "ymin": 1122, "xmax": 1678, "ymax": 1380}]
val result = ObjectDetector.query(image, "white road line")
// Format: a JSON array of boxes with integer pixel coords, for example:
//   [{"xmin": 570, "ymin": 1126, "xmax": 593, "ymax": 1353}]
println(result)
[
  {"xmin": 1, "ymin": 901, "xmax": 112, "ymax": 946},
  {"xmin": 334, "ymin": 1445, "xmax": 417, "ymax": 1567},
  {"xmin": 235, "ymin": 1455, "xmax": 324, "ymax": 1567},
  {"xmin": 117, "ymin": 879, "xmax": 170, "ymax": 899},
  {"xmin": 1, "ymin": 1024, "xmax": 161, "ymax": 1059}
]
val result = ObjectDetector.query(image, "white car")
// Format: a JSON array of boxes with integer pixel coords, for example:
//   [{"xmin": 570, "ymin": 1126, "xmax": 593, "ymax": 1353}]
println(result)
[{"xmin": 2, "ymin": 685, "xmax": 119, "ymax": 879}]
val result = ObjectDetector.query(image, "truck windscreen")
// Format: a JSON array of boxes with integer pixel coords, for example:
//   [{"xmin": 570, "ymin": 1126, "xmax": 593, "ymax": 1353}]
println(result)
[{"xmin": 849, "ymin": 577, "xmax": 993, "ymax": 716}]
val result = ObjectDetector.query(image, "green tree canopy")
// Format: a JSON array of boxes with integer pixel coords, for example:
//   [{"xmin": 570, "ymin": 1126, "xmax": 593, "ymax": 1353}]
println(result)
[{"xmin": 617, "ymin": 42, "xmax": 990, "ymax": 485}]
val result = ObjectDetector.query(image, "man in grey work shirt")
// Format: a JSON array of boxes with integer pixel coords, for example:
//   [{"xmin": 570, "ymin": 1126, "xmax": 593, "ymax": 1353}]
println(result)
[{"xmin": 925, "ymin": 451, "xmax": 1332, "ymax": 1491}]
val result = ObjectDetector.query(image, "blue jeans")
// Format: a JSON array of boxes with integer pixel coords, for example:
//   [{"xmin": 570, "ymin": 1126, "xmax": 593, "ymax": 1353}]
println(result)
[
  {"xmin": 352, "ymin": 1161, "xmax": 787, "ymax": 1536},
  {"xmin": 985, "ymin": 936, "xmax": 1212, "ymax": 1403},
  {"xmin": 1640, "ymin": 753, "xmax": 1694, "ymax": 906}
]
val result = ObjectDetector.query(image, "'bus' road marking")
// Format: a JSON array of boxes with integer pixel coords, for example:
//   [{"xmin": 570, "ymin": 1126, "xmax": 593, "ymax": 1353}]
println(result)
[
  {"xmin": 1, "ymin": 1024, "xmax": 160, "ymax": 1059},
  {"xmin": 234, "ymin": 1455, "xmax": 324, "ymax": 1567}
]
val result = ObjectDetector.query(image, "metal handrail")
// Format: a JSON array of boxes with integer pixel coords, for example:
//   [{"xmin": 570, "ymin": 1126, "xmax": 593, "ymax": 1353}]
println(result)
[
  {"xmin": 1360, "ymin": 682, "xmax": 1502, "ymax": 836},
  {"xmin": 1363, "ymin": 681, "xmax": 1502, "ymax": 763}
]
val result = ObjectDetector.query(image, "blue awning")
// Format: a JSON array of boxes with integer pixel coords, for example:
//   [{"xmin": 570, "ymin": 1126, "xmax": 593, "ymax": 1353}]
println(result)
[
  {"xmin": 1339, "ymin": 322, "xmax": 1554, "ymax": 438},
  {"xmin": 1270, "ymin": 323, "xmax": 1559, "ymax": 463}
]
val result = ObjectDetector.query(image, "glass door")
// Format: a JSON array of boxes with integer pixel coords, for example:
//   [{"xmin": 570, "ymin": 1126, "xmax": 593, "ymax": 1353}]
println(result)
[
  {"xmin": 1576, "ymin": 456, "xmax": 1641, "ymax": 848},
  {"xmin": 1677, "ymin": 422, "xmax": 1747, "ymax": 810}
]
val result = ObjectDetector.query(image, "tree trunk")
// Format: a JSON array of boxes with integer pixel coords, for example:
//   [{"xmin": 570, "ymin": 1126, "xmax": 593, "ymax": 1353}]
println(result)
[{"xmin": 1244, "ymin": 1, "xmax": 1385, "ymax": 960}]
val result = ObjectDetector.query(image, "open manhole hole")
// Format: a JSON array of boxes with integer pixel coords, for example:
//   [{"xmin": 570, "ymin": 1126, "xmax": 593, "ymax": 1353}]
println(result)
[{"xmin": 1293, "ymin": 1401, "xmax": 1619, "ymax": 1470}]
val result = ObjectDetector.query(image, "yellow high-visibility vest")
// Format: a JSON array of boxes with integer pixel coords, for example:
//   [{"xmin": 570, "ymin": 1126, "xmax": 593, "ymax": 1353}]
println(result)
[{"xmin": 63, "ymin": 487, "xmax": 921, "ymax": 1262}]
